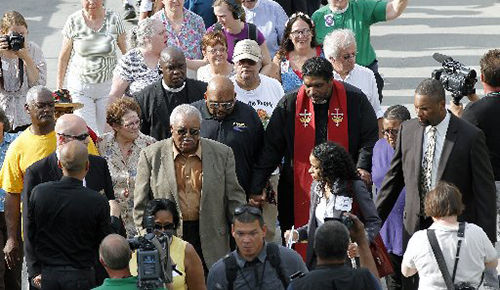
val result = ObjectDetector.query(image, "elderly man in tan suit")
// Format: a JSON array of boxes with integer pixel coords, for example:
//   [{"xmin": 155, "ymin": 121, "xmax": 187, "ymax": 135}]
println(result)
[{"xmin": 133, "ymin": 104, "xmax": 246, "ymax": 270}]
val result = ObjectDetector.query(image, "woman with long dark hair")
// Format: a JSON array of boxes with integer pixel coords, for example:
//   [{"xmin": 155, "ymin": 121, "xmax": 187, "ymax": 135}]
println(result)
[{"xmin": 285, "ymin": 142, "xmax": 381, "ymax": 270}]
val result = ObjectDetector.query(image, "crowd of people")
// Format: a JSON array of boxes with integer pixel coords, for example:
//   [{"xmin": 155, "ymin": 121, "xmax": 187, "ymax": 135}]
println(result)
[{"xmin": 0, "ymin": 0, "xmax": 499, "ymax": 289}]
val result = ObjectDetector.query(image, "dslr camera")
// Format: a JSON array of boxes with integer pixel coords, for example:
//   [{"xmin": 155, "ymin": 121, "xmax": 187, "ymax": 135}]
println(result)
[
  {"xmin": 4, "ymin": 32, "xmax": 25, "ymax": 51},
  {"xmin": 431, "ymin": 53, "xmax": 477, "ymax": 105},
  {"xmin": 128, "ymin": 215, "xmax": 173, "ymax": 290},
  {"xmin": 325, "ymin": 210, "xmax": 354, "ymax": 229}
]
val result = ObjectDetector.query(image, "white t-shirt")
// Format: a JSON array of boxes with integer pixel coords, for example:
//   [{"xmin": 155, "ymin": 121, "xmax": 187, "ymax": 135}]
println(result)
[
  {"xmin": 333, "ymin": 64, "xmax": 383, "ymax": 119},
  {"xmin": 402, "ymin": 222, "xmax": 497, "ymax": 290},
  {"xmin": 232, "ymin": 74, "xmax": 284, "ymax": 128}
]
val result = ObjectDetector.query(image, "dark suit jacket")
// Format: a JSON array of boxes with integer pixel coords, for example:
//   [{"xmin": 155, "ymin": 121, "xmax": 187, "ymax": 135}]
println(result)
[
  {"xmin": 376, "ymin": 113, "xmax": 496, "ymax": 244},
  {"xmin": 134, "ymin": 78, "xmax": 207, "ymax": 141}
]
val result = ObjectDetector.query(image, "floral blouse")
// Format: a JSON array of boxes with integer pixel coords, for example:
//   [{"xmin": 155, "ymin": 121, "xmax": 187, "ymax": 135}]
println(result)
[
  {"xmin": 98, "ymin": 131, "xmax": 156, "ymax": 238},
  {"xmin": 280, "ymin": 46, "xmax": 323, "ymax": 94},
  {"xmin": 114, "ymin": 48, "xmax": 161, "ymax": 96},
  {"xmin": 152, "ymin": 8, "xmax": 205, "ymax": 60}
]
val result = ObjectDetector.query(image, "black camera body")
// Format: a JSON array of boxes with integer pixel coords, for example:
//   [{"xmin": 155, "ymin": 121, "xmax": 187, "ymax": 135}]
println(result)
[
  {"xmin": 325, "ymin": 210, "xmax": 354, "ymax": 229},
  {"xmin": 128, "ymin": 215, "xmax": 172, "ymax": 290},
  {"xmin": 5, "ymin": 32, "xmax": 25, "ymax": 51},
  {"xmin": 431, "ymin": 53, "xmax": 477, "ymax": 105}
]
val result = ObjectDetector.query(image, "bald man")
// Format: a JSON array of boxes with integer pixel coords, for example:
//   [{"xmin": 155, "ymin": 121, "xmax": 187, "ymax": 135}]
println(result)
[
  {"xmin": 134, "ymin": 47, "xmax": 207, "ymax": 141},
  {"xmin": 25, "ymin": 141, "xmax": 112, "ymax": 289},
  {"xmin": 23, "ymin": 114, "xmax": 119, "ymax": 287}
]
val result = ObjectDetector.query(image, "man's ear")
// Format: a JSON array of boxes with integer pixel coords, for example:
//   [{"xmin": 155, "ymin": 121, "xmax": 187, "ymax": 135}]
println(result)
[
  {"xmin": 99, "ymin": 256, "xmax": 107, "ymax": 267},
  {"xmin": 231, "ymin": 224, "xmax": 236, "ymax": 238},
  {"xmin": 203, "ymin": 93, "xmax": 208, "ymax": 100},
  {"xmin": 262, "ymin": 224, "xmax": 268, "ymax": 238},
  {"xmin": 170, "ymin": 125, "xmax": 174, "ymax": 134},
  {"xmin": 57, "ymin": 159, "xmax": 63, "ymax": 169},
  {"xmin": 85, "ymin": 160, "xmax": 90, "ymax": 171},
  {"xmin": 480, "ymin": 73, "xmax": 485, "ymax": 83}
]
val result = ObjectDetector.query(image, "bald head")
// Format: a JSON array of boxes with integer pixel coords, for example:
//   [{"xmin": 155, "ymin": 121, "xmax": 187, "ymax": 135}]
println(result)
[
  {"xmin": 55, "ymin": 114, "xmax": 89, "ymax": 146},
  {"xmin": 207, "ymin": 76, "xmax": 235, "ymax": 98},
  {"xmin": 59, "ymin": 140, "xmax": 88, "ymax": 176},
  {"xmin": 99, "ymin": 234, "xmax": 131, "ymax": 270}
]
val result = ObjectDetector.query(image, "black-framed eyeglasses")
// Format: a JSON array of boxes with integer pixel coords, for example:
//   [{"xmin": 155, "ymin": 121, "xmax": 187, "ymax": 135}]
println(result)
[
  {"xmin": 234, "ymin": 205, "xmax": 262, "ymax": 217},
  {"xmin": 176, "ymin": 128, "xmax": 200, "ymax": 136},
  {"xmin": 207, "ymin": 100, "xmax": 235, "ymax": 110},
  {"xmin": 382, "ymin": 129, "xmax": 399, "ymax": 136},
  {"xmin": 342, "ymin": 52, "xmax": 356, "ymax": 60},
  {"xmin": 154, "ymin": 223, "xmax": 175, "ymax": 231},
  {"xmin": 57, "ymin": 132, "xmax": 90, "ymax": 141}
]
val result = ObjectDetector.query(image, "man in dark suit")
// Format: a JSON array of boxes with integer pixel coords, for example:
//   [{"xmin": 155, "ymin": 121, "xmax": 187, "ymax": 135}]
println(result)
[
  {"xmin": 376, "ymin": 78, "xmax": 496, "ymax": 245},
  {"xmin": 25, "ymin": 141, "xmax": 112, "ymax": 290},
  {"xmin": 134, "ymin": 47, "xmax": 207, "ymax": 141},
  {"xmin": 22, "ymin": 114, "xmax": 120, "ymax": 287}
]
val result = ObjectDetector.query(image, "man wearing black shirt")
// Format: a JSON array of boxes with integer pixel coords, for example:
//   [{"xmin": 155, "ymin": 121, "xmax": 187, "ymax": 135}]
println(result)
[
  {"xmin": 249, "ymin": 57, "xmax": 378, "ymax": 235},
  {"xmin": 134, "ymin": 47, "xmax": 207, "ymax": 141},
  {"xmin": 25, "ymin": 141, "xmax": 112, "ymax": 289}
]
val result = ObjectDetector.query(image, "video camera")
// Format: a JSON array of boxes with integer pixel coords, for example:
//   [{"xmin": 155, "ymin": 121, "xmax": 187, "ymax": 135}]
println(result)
[
  {"xmin": 128, "ymin": 215, "xmax": 173, "ymax": 290},
  {"xmin": 431, "ymin": 53, "xmax": 477, "ymax": 105}
]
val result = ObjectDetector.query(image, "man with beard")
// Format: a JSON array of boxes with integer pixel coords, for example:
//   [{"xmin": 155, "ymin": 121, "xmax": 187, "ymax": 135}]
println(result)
[
  {"xmin": 249, "ymin": 57, "xmax": 378, "ymax": 257},
  {"xmin": 133, "ymin": 104, "xmax": 246, "ymax": 271},
  {"xmin": 0, "ymin": 86, "xmax": 57, "ymax": 288},
  {"xmin": 134, "ymin": 47, "xmax": 207, "ymax": 141},
  {"xmin": 376, "ymin": 78, "xmax": 496, "ymax": 288}
]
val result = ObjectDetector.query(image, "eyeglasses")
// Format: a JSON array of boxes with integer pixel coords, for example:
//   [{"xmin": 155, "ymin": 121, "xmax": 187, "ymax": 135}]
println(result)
[
  {"xmin": 32, "ymin": 101, "xmax": 55, "ymax": 109},
  {"xmin": 207, "ymin": 47, "xmax": 227, "ymax": 54},
  {"xmin": 207, "ymin": 100, "xmax": 235, "ymax": 110},
  {"xmin": 57, "ymin": 132, "xmax": 90, "ymax": 141},
  {"xmin": 175, "ymin": 128, "xmax": 200, "ymax": 136},
  {"xmin": 382, "ymin": 129, "xmax": 399, "ymax": 136},
  {"xmin": 122, "ymin": 119, "xmax": 142, "ymax": 129},
  {"xmin": 234, "ymin": 205, "xmax": 262, "ymax": 217},
  {"xmin": 154, "ymin": 223, "xmax": 175, "ymax": 231},
  {"xmin": 290, "ymin": 28, "xmax": 311, "ymax": 37},
  {"xmin": 342, "ymin": 52, "xmax": 356, "ymax": 60}
]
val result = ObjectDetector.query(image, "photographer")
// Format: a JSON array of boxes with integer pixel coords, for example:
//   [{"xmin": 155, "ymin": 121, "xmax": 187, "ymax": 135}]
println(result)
[
  {"xmin": 402, "ymin": 181, "xmax": 497, "ymax": 289},
  {"xmin": 284, "ymin": 142, "xmax": 381, "ymax": 271},
  {"xmin": 288, "ymin": 218, "xmax": 382, "ymax": 290},
  {"xmin": 0, "ymin": 11, "xmax": 46, "ymax": 132}
]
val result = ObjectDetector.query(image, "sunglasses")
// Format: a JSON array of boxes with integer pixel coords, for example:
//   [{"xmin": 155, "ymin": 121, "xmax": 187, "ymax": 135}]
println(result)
[
  {"xmin": 382, "ymin": 129, "xmax": 399, "ymax": 136},
  {"xmin": 234, "ymin": 205, "xmax": 262, "ymax": 217},
  {"xmin": 57, "ymin": 132, "xmax": 90, "ymax": 141},
  {"xmin": 207, "ymin": 100, "xmax": 235, "ymax": 110},
  {"xmin": 176, "ymin": 128, "xmax": 200, "ymax": 136},
  {"xmin": 154, "ymin": 223, "xmax": 176, "ymax": 231}
]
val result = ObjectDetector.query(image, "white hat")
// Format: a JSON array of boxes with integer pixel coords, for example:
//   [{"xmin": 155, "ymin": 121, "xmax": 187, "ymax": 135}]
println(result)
[{"xmin": 232, "ymin": 39, "xmax": 262, "ymax": 63}]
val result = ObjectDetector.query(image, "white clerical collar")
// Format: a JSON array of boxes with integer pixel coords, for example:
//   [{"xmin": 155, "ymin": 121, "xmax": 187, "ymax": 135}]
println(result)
[
  {"xmin": 331, "ymin": 2, "xmax": 349, "ymax": 14},
  {"xmin": 162, "ymin": 80, "xmax": 186, "ymax": 93}
]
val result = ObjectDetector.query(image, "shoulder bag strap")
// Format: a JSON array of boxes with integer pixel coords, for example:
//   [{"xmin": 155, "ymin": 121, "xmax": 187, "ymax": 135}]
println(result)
[
  {"xmin": 427, "ymin": 229, "xmax": 454, "ymax": 290},
  {"xmin": 451, "ymin": 222, "xmax": 465, "ymax": 283}
]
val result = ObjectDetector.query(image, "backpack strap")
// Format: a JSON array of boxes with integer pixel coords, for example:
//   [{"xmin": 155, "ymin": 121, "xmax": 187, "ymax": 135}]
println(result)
[
  {"xmin": 247, "ymin": 23, "xmax": 258, "ymax": 42},
  {"xmin": 451, "ymin": 222, "xmax": 465, "ymax": 282},
  {"xmin": 266, "ymin": 243, "xmax": 288, "ymax": 288},
  {"xmin": 427, "ymin": 229, "xmax": 454, "ymax": 290},
  {"xmin": 223, "ymin": 253, "xmax": 238, "ymax": 290}
]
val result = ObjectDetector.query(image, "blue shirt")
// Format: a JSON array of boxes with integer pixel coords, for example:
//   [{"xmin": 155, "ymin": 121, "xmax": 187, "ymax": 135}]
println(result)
[
  {"xmin": 0, "ymin": 132, "xmax": 20, "ymax": 212},
  {"xmin": 243, "ymin": 0, "xmax": 288, "ymax": 57}
]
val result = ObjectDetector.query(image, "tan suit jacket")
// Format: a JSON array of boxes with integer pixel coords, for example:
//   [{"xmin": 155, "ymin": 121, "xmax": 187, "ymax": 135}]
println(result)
[{"xmin": 133, "ymin": 137, "xmax": 246, "ymax": 268}]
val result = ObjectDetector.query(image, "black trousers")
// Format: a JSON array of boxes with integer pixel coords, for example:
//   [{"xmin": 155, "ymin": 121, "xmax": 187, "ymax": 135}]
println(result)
[
  {"xmin": 0, "ymin": 212, "xmax": 22, "ymax": 290},
  {"xmin": 182, "ymin": 220, "xmax": 208, "ymax": 274},
  {"xmin": 366, "ymin": 59, "xmax": 385, "ymax": 104},
  {"xmin": 385, "ymin": 253, "xmax": 403, "ymax": 290},
  {"xmin": 41, "ymin": 266, "xmax": 95, "ymax": 290}
]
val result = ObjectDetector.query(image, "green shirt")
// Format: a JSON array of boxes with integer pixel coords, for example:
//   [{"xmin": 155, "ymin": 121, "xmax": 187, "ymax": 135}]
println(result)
[
  {"xmin": 312, "ymin": 0, "xmax": 387, "ymax": 66},
  {"xmin": 92, "ymin": 276, "xmax": 166, "ymax": 290}
]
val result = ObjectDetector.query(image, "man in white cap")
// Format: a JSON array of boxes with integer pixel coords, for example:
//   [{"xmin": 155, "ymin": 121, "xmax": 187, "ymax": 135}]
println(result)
[{"xmin": 231, "ymin": 39, "xmax": 284, "ymax": 243}]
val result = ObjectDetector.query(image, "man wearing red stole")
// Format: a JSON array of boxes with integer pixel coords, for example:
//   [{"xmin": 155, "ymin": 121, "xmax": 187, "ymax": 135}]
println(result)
[{"xmin": 249, "ymin": 57, "xmax": 378, "ymax": 256}]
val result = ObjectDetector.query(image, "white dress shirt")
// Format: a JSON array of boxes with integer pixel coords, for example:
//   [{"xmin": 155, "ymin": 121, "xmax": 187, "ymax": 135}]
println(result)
[
  {"xmin": 333, "ymin": 64, "xmax": 384, "ymax": 118},
  {"xmin": 421, "ymin": 111, "xmax": 451, "ymax": 189}
]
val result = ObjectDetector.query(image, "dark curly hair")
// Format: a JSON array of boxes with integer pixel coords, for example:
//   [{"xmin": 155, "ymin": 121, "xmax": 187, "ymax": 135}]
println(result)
[
  {"xmin": 106, "ymin": 97, "xmax": 142, "ymax": 127},
  {"xmin": 144, "ymin": 199, "xmax": 180, "ymax": 230},
  {"xmin": 312, "ymin": 142, "xmax": 359, "ymax": 187},
  {"xmin": 302, "ymin": 57, "xmax": 334, "ymax": 81},
  {"xmin": 275, "ymin": 13, "xmax": 317, "ymax": 62}
]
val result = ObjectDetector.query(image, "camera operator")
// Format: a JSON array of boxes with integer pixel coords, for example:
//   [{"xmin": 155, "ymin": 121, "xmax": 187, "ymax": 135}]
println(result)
[
  {"xmin": 0, "ymin": 11, "xmax": 46, "ymax": 132},
  {"xmin": 95, "ymin": 234, "xmax": 166, "ymax": 290},
  {"xmin": 289, "ymin": 217, "xmax": 382, "ymax": 290}
]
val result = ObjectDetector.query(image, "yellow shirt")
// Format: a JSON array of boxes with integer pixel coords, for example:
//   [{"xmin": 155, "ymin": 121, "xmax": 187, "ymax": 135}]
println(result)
[
  {"xmin": 0, "ymin": 129, "xmax": 57, "ymax": 194},
  {"xmin": 88, "ymin": 138, "xmax": 99, "ymax": 156}
]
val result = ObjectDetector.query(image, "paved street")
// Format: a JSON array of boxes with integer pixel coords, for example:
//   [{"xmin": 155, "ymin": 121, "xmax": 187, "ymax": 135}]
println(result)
[{"xmin": 2, "ymin": 0, "xmax": 499, "ymax": 109}]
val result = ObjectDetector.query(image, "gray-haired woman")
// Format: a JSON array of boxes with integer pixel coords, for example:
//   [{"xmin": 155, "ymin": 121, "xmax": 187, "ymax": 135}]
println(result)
[{"xmin": 108, "ymin": 18, "xmax": 166, "ymax": 104}]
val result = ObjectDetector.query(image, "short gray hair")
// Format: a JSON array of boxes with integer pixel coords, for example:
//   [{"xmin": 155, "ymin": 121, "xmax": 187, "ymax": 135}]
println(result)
[
  {"xmin": 99, "ymin": 234, "xmax": 132, "ymax": 270},
  {"xmin": 170, "ymin": 104, "xmax": 202, "ymax": 126},
  {"xmin": 323, "ymin": 29, "xmax": 357, "ymax": 60},
  {"xmin": 26, "ymin": 85, "xmax": 52, "ymax": 105},
  {"xmin": 129, "ymin": 18, "xmax": 163, "ymax": 48}
]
